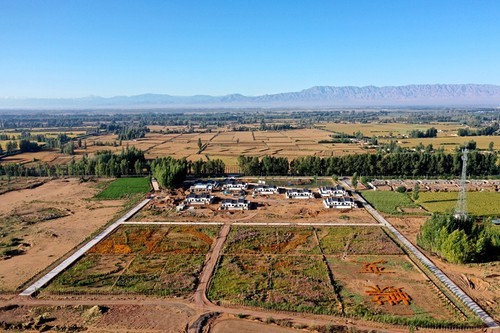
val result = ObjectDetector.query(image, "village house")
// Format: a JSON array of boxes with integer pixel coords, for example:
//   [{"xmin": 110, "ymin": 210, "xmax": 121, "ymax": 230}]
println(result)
[
  {"xmin": 319, "ymin": 185, "xmax": 348, "ymax": 197},
  {"xmin": 184, "ymin": 192, "xmax": 215, "ymax": 205},
  {"xmin": 323, "ymin": 197, "xmax": 356, "ymax": 209},
  {"xmin": 219, "ymin": 198, "xmax": 250, "ymax": 210},
  {"xmin": 253, "ymin": 185, "xmax": 279, "ymax": 195},
  {"xmin": 285, "ymin": 188, "xmax": 314, "ymax": 199},
  {"xmin": 222, "ymin": 178, "xmax": 248, "ymax": 191},
  {"xmin": 189, "ymin": 180, "xmax": 219, "ymax": 192}
]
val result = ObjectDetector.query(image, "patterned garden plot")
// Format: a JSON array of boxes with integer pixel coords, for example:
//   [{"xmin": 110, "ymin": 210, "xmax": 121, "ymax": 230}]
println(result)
[
  {"xmin": 223, "ymin": 226, "xmax": 320, "ymax": 255},
  {"xmin": 209, "ymin": 254, "xmax": 339, "ymax": 314},
  {"xmin": 45, "ymin": 225, "xmax": 219, "ymax": 296},
  {"xmin": 326, "ymin": 255, "xmax": 459, "ymax": 322},
  {"xmin": 316, "ymin": 226, "xmax": 403, "ymax": 255}
]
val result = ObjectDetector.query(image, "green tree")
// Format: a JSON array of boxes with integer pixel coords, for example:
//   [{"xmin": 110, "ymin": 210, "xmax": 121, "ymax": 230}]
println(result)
[
  {"xmin": 352, "ymin": 172, "xmax": 358, "ymax": 189},
  {"xmin": 489, "ymin": 141, "xmax": 494, "ymax": 151},
  {"xmin": 197, "ymin": 138, "xmax": 203, "ymax": 152},
  {"xmin": 412, "ymin": 183, "xmax": 420, "ymax": 201}
]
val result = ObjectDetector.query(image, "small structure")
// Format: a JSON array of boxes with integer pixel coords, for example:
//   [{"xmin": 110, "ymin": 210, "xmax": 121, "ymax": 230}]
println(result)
[
  {"xmin": 190, "ymin": 180, "xmax": 219, "ymax": 192},
  {"xmin": 151, "ymin": 178, "xmax": 160, "ymax": 192},
  {"xmin": 253, "ymin": 185, "xmax": 279, "ymax": 195},
  {"xmin": 285, "ymin": 188, "xmax": 314, "ymax": 199},
  {"xmin": 323, "ymin": 197, "xmax": 356, "ymax": 209},
  {"xmin": 319, "ymin": 185, "xmax": 347, "ymax": 197},
  {"xmin": 219, "ymin": 198, "xmax": 250, "ymax": 210},
  {"xmin": 222, "ymin": 178, "xmax": 248, "ymax": 191},
  {"xmin": 184, "ymin": 192, "xmax": 214, "ymax": 205},
  {"xmin": 491, "ymin": 219, "xmax": 500, "ymax": 226}
]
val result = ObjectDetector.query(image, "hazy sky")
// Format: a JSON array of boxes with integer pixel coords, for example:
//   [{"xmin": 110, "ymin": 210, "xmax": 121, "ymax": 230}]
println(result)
[{"xmin": 1, "ymin": 1, "xmax": 499, "ymax": 98}]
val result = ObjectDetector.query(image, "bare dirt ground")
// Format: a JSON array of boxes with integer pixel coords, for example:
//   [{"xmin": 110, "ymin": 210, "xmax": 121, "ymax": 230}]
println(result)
[
  {"xmin": 0, "ymin": 300, "xmax": 199, "ymax": 333},
  {"xmin": 209, "ymin": 317, "xmax": 302, "ymax": 333},
  {"xmin": 387, "ymin": 216, "xmax": 500, "ymax": 322},
  {"xmin": 0, "ymin": 178, "xmax": 125, "ymax": 291},
  {"xmin": 136, "ymin": 189, "xmax": 378, "ymax": 224}
]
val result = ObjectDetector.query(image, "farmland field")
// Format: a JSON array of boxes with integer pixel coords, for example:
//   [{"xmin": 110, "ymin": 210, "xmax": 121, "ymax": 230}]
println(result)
[
  {"xmin": 380, "ymin": 135, "xmax": 500, "ymax": 152},
  {"xmin": 209, "ymin": 226, "xmax": 476, "ymax": 326},
  {"xmin": 415, "ymin": 191, "xmax": 500, "ymax": 216},
  {"xmin": 316, "ymin": 122, "xmax": 466, "ymax": 137},
  {"xmin": 44, "ymin": 225, "xmax": 219, "ymax": 296},
  {"xmin": 95, "ymin": 177, "xmax": 151, "ymax": 199},
  {"xmin": 361, "ymin": 191, "xmax": 418, "ymax": 215}
]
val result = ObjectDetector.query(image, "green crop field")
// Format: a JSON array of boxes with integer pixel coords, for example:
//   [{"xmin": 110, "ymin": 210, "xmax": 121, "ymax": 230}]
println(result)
[
  {"xmin": 361, "ymin": 191, "xmax": 417, "ymax": 214},
  {"xmin": 416, "ymin": 192, "xmax": 500, "ymax": 216},
  {"xmin": 95, "ymin": 177, "xmax": 151, "ymax": 199}
]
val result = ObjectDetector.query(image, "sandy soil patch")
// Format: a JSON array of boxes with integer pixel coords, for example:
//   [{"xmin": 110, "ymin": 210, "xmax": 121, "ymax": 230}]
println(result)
[
  {"xmin": 210, "ymin": 318, "xmax": 302, "ymax": 333},
  {"xmin": 0, "ymin": 178, "xmax": 125, "ymax": 291},
  {"xmin": 0, "ymin": 302, "xmax": 198, "ymax": 333},
  {"xmin": 136, "ymin": 189, "xmax": 378, "ymax": 224}
]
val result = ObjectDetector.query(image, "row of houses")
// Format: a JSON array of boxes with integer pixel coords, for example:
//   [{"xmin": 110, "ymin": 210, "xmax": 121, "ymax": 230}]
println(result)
[
  {"xmin": 184, "ymin": 192, "xmax": 250, "ymax": 210},
  {"xmin": 189, "ymin": 179, "xmax": 248, "ymax": 192},
  {"xmin": 185, "ymin": 179, "xmax": 356, "ymax": 210}
]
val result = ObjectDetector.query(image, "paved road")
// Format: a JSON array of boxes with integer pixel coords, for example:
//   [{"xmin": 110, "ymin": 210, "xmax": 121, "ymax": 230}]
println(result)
[
  {"xmin": 342, "ymin": 181, "xmax": 499, "ymax": 328},
  {"xmin": 19, "ymin": 198, "xmax": 151, "ymax": 297}
]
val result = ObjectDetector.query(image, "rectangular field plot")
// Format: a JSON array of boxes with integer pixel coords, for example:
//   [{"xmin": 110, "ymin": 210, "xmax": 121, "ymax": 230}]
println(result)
[
  {"xmin": 223, "ymin": 226, "xmax": 320, "ymax": 255},
  {"xmin": 44, "ymin": 225, "xmax": 219, "ymax": 296},
  {"xmin": 316, "ymin": 226, "xmax": 403, "ymax": 255},
  {"xmin": 327, "ymin": 255, "xmax": 463, "ymax": 323},
  {"xmin": 210, "ymin": 226, "xmax": 474, "ymax": 327},
  {"xmin": 209, "ymin": 255, "xmax": 340, "ymax": 314},
  {"xmin": 94, "ymin": 177, "xmax": 151, "ymax": 200}
]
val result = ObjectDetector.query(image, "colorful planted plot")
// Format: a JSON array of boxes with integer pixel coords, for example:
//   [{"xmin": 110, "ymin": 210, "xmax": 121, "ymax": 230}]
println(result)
[
  {"xmin": 45, "ymin": 225, "xmax": 219, "ymax": 296},
  {"xmin": 223, "ymin": 226, "xmax": 320, "ymax": 255},
  {"xmin": 326, "ymin": 255, "xmax": 467, "ymax": 325},
  {"xmin": 209, "ymin": 255, "xmax": 340, "ymax": 314},
  {"xmin": 210, "ymin": 226, "xmax": 476, "ymax": 327},
  {"xmin": 316, "ymin": 226, "xmax": 403, "ymax": 255}
]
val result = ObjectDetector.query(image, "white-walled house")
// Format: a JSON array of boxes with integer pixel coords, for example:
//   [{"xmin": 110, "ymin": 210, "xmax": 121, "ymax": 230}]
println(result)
[
  {"xmin": 189, "ymin": 180, "xmax": 220, "ymax": 192},
  {"xmin": 184, "ymin": 192, "xmax": 214, "ymax": 205},
  {"xmin": 253, "ymin": 185, "xmax": 279, "ymax": 195},
  {"xmin": 285, "ymin": 188, "xmax": 314, "ymax": 199},
  {"xmin": 219, "ymin": 198, "xmax": 250, "ymax": 210},
  {"xmin": 222, "ymin": 179, "xmax": 248, "ymax": 191},
  {"xmin": 323, "ymin": 197, "xmax": 356, "ymax": 209},
  {"xmin": 319, "ymin": 185, "xmax": 347, "ymax": 197}
]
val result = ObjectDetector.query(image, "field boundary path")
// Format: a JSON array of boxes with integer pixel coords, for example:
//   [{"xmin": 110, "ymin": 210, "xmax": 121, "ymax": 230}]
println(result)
[
  {"xmin": 341, "ymin": 180, "xmax": 499, "ymax": 329},
  {"xmin": 124, "ymin": 221, "xmax": 379, "ymax": 226},
  {"xmin": 19, "ymin": 198, "xmax": 151, "ymax": 297},
  {"xmin": 194, "ymin": 223, "xmax": 231, "ymax": 308}
]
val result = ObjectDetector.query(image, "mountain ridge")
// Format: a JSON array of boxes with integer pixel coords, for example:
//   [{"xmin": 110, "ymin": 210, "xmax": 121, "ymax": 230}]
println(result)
[{"xmin": 2, "ymin": 84, "xmax": 500, "ymax": 108}]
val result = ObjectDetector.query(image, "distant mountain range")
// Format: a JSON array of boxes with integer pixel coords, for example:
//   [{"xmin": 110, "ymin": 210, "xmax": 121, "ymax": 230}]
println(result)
[{"xmin": 2, "ymin": 84, "xmax": 500, "ymax": 109}]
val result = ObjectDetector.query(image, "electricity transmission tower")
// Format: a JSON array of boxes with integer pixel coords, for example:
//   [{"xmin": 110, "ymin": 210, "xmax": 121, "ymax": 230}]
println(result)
[{"xmin": 454, "ymin": 149, "xmax": 468, "ymax": 219}]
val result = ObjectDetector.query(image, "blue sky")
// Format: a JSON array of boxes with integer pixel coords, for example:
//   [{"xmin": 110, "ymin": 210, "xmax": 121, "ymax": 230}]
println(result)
[{"xmin": 1, "ymin": 1, "xmax": 499, "ymax": 98}]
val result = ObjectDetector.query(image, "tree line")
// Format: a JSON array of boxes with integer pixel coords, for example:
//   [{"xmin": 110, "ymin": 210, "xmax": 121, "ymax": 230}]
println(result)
[
  {"xmin": 417, "ymin": 214, "xmax": 499, "ymax": 264},
  {"xmin": 237, "ymin": 150, "xmax": 498, "ymax": 177},
  {"xmin": 457, "ymin": 123, "xmax": 499, "ymax": 136},
  {"xmin": 0, "ymin": 147, "xmax": 225, "ymax": 182},
  {"xmin": 409, "ymin": 127, "xmax": 437, "ymax": 138}
]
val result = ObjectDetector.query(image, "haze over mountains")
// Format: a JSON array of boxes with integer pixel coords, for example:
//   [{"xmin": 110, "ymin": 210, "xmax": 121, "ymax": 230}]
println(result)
[{"xmin": 2, "ymin": 84, "xmax": 500, "ymax": 109}]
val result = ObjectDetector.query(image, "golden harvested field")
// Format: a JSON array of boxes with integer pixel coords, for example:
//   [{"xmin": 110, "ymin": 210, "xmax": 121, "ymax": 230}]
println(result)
[
  {"xmin": 316, "ymin": 122, "xmax": 467, "ymax": 137},
  {"xmin": 381, "ymin": 135, "xmax": 500, "ymax": 151},
  {"xmin": 1, "ymin": 127, "xmax": 373, "ymax": 168},
  {"xmin": 0, "ymin": 150, "xmax": 78, "ymax": 165}
]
